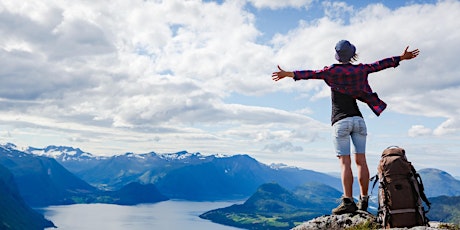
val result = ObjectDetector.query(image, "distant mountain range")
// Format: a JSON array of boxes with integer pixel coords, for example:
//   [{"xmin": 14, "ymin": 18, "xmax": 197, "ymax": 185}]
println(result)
[
  {"xmin": 25, "ymin": 144, "xmax": 460, "ymax": 200},
  {"xmin": 1, "ymin": 142, "xmax": 460, "ymax": 229},
  {"xmin": 26, "ymin": 145, "xmax": 343, "ymax": 200},
  {"xmin": 0, "ymin": 144, "xmax": 168, "ymax": 207}
]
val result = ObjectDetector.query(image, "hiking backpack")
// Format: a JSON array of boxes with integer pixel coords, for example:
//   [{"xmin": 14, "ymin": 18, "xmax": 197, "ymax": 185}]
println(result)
[{"xmin": 371, "ymin": 146, "xmax": 431, "ymax": 228}]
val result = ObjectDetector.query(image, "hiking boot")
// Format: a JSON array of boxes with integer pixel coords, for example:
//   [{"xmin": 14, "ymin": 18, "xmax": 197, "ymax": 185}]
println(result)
[
  {"xmin": 357, "ymin": 195, "xmax": 369, "ymax": 212},
  {"xmin": 332, "ymin": 197, "xmax": 357, "ymax": 215}
]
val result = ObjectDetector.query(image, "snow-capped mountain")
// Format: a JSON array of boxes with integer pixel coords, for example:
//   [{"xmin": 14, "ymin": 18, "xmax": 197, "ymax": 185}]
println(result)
[
  {"xmin": 0, "ymin": 143, "xmax": 29, "ymax": 155},
  {"xmin": 26, "ymin": 145, "xmax": 99, "ymax": 160},
  {"xmin": 11, "ymin": 144, "xmax": 343, "ymax": 200},
  {"xmin": 25, "ymin": 145, "xmax": 230, "ymax": 162},
  {"xmin": 2, "ymin": 143, "xmax": 460, "ymax": 202},
  {"xmin": 21, "ymin": 145, "xmax": 108, "ymax": 173}
]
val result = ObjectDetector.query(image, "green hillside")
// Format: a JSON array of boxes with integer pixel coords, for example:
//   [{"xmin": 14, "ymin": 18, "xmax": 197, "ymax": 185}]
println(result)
[
  {"xmin": 200, "ymin": 182, "xmax": 339, "ymax": 230},
  {"xmin": 0, "ymin": 164, "xmax": 55, "ymax": 230},
  {"xmin": 428, "ymin": 196, "xmax": 460, "ymax": 225}
]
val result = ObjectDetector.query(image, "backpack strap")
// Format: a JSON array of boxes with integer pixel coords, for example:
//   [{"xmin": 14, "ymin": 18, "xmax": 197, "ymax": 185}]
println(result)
[
  {"xmin": 380, "ymin": 179, "xmax": 392, "ymax": 227},
  {"xmin": 412, "ymin": 166, "xmax": 431, "ymax": 211},
  {"xmin": 370, "ymin": 174, "xmax": 379, "ymax": 193},
  {"xmin": 371, "ymin": 174, "xmax": 392, "ymax": 227}
]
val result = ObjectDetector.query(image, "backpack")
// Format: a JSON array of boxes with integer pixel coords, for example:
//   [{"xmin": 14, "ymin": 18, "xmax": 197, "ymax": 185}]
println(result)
[{"xmin": 371, "ymin": 146, "xmax": 431, "ymax": 228}]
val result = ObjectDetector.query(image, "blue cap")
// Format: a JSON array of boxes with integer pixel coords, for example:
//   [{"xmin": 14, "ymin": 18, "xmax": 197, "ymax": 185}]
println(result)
[{"xmin": 335, "ymin": 40, "xmax": 356, "ymax": 62}]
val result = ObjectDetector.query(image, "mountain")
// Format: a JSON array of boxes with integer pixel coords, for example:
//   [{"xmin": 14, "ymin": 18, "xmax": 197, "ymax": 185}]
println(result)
[
  {"xmin": 427, "ymin": 195, "xmax": 460, "ymax": 225},
  {"xmin": 0, "ymin": 143, "xmax": 168, "ymax": 207},
  {"xmin": 200, "ymin": 182, "xmax": 341, "ymax": 230},
  {"xmin": 154, "ymin": 154, "xmax": 293, "ymax": 200},
  {"xmin": 0, "ymin": 144, "xmax": 97, "ymax": 206},
  {"xmin": 27, "ymin": 146, "xmax": 213, "ymax": 189},
  {"xmin": 201, "ymin": 182, "xmax": 460, "ymax": 230},
  {"xmin": 27, "ymin": 145, "xmax": 460, "ymax": 202},
  {"xmin": 366, "ymin": 167, "xmax": 460, "ymax": 211},
  {"xmin": 0, "ymin": 164, "xmax": 55, "ymax": 230},
  {"xmin": 292, "ymin": 182, "xmax": 342, "ymax": 209},
  {"xmin": 418, "ymin": 168, "xmax": 460, "ymax": 197},
  {"xmin": 27, "ymin": 145, "xmax": 105, "ymax": 173},
  {"xmin": 104, "ymin": 182, "xmax": 169, "ymax": 205},
  {"xmin": 27, "ymin": 145, "xmax": 343, "ymax": 200}
]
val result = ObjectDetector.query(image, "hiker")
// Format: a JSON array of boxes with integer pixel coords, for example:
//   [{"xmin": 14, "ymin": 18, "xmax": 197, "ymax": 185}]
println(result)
[{"xmin": 272, "ymin": 40, "xmax": 419, "ymax": 214}]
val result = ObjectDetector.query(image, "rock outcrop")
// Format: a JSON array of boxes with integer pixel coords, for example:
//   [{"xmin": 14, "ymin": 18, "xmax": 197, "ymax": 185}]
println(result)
[
  {"xmin": 292, "ymin": 211, "xmax": 456, "ymax": 230},
  {"xmin": 292, "ymin": 211, "xmax": 376, "ymax": 230}
]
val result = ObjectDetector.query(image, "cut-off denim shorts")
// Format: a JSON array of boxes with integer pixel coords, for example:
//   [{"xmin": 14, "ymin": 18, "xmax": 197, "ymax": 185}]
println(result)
[{"xmin": 332, "ymin": 116, "xmax": 367, "ymax": 156}]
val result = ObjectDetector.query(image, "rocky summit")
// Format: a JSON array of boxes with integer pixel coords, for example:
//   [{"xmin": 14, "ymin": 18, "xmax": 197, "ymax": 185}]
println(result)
[
  {"xmin": 292, "ymin": 211, "xmax": 455, "ymax": 230},
  {"xmin": 292, "ymin": 211, "xmax": 376, "ymax": 230}
]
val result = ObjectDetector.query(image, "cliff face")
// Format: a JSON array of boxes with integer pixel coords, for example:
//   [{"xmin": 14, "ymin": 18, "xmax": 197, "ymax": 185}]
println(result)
[
  {"xmin": 0, "ymin": 164, "xmax": 55, "ymax": 230},
  {"xmin": 292, "ymin": 211, "xmax": 456, "ymax": 230}
]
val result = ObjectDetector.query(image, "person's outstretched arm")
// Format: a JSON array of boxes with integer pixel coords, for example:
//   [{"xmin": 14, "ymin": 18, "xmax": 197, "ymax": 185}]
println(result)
[
  {"xmin": 400, "ymin": 46, "xmax": 420, "ymax": 61},
  {"xmin": 272, "ymin": 65, "xmax": 294, "ymax": 81},
  {"xmin": 362, "ymin": 46, "xmax": 420, "ymax": 73}
]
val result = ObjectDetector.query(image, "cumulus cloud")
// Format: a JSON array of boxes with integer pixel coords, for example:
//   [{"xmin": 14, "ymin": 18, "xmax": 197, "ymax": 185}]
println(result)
[
  {"xmin": 272, "ymin": 0, "xmax": 460, "ymax": 137},
  {"xmin": 408, "ymin": 125, "xmax": 432, "ymax": 137},
  {"xmin": 434, "ymin": 118, "xmax": 460, "ymax": 136},
  {"xmin": 0, "ymin": 0, "xmax": 459, "ymax": 175},
  {"xmin": 248, "ymin": 0, "xmax": 313, "ymax": 9},
  {"xmin": 263, "ymin": 141, "xmax": 303, "ymax": 153}
]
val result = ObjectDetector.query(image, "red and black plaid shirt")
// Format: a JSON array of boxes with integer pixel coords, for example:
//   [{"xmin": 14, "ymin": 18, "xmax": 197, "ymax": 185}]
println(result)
[{"xmin": 293, "ymin": 56, "xmax": 401, "ymax": 116}]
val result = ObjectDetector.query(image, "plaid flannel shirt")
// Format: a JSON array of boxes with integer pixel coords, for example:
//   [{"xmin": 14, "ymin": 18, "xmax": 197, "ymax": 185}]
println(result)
[{"xmin": 293, "ymin": 56, "xmax": 401, "ymax": 116}]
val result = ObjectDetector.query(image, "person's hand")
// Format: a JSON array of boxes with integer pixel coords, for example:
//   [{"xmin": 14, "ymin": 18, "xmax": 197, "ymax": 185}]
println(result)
[
  {"xmin": 272, "ymin": 65, "xmax": 294, "ymax": 81},
  {"xmin": 400, "ymin": 46, "xmax": 420, "ymax": 60}
]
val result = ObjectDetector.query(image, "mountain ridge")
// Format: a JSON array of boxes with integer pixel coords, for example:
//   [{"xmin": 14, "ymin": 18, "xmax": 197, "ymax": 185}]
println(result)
[
  {"xmin": 0, "ymin": 143, "xmax": 169, "ymax": 207},
  {"xmin": 1, "ymin": 142, "xmax": 460, "ymax": 229},
  {"xmin": 0, "ymin": 164, "xmax": 55, "ymax": 230},
  {"xmin": 13, "ymin": 143, "xmax": 460, "ymax": 200}
]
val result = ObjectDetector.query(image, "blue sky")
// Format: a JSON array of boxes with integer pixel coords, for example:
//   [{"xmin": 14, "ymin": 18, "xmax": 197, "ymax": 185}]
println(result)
[{"xmin": 0, "ymin": 0, "xmax": 459, "ymax": 177}]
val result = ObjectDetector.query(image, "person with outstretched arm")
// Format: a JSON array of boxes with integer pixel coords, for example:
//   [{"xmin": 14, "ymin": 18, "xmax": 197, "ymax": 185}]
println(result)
[{"xmin": 272, "ymin": 40, "xmax": 419, "ymax": 214}]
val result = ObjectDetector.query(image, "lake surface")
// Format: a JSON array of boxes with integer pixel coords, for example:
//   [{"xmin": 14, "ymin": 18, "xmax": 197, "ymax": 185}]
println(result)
[{"xmin": 40, "ymin": 200, "xmax": 244, "ymax": 230}]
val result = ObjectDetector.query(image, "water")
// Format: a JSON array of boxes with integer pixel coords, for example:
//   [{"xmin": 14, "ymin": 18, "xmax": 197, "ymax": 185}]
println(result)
[{"xmin": 40, "ymin": 200, "xmax": 244, "ymax": 230}]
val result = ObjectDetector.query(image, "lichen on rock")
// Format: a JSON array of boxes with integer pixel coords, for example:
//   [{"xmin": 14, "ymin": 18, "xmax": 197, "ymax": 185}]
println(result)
[
  {"xmin": 292, "ymin": 211, "xmax": 455, "ymax": 230},
  {"xmin": 292, "ymin": 211, "xmax": 376, "ymax": 230}
]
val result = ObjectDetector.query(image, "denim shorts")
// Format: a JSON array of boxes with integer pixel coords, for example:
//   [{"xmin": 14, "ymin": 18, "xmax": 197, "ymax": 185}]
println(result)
[{"xmin": 332, "ymin": 116, "xmax": 367, "ymax": 156}]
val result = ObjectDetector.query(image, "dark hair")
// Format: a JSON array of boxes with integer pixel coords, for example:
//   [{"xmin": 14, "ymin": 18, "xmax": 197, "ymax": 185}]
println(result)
[{"xmin": 349, "ymin": 53, "xmax": 359, "ymax": 63}]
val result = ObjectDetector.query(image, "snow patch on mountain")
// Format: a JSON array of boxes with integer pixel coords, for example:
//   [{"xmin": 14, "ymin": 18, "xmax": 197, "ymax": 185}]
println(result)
[
  {"xmin": 0, "ymin": 142, "xmax": 26, "ymax": 152},
  {"xmin": 160, "ymin": 151, "xmax": 201, "ymax": 160},
  {"xmin": 269, "ymin": 163, "xmax": 299, "ymax": 170},
  {"xmin": 25, "ymin": 145, "xmax": 99, "ymax": 161},
  {"xmin": 11, "ymin": 144, "xmax": 236, "ymax": 164}
]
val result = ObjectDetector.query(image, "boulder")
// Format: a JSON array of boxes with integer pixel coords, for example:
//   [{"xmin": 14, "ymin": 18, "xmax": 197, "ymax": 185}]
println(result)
[{"xmin": 292, "ymin": 211, "xmax": 454, "ymax": 230}]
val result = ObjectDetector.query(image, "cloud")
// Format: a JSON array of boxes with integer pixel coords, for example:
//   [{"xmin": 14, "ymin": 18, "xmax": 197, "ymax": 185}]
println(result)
[
  {"xmin": 322, "ymin": 1, "xmax": 354, "ymax": 21},
  {"xmin": 271, "ymin": 0, "xmax": 460, "ymax": 136},
  {"xmin": 408, "ymin": 125, "xmax": 432, "ymax": 137},
  {"xmin": 263, "ymin": 141, "xmax": 303, "ymax": 153},
  {"xmin": 434, "ymin": 118, "xmax": 460, "ymax": 136},
  {"xmin": 248, "ymin": 0, "xmax": 313, "ymax": 9},
  {"xmin": 0, "ymin": 0, "xmax": 291, "ymax": 130},
  {"xmin": 0, "ymin": 0, "xmax": 459, "ymax": 176}
]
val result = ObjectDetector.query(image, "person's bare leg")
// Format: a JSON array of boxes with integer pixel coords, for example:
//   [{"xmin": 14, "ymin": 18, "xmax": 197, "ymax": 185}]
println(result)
[
  {"xmin": 339, "ymin": 155, "xmax": 353, "ymax": 198},
  {"xmin": 333, "ymin": 155, "xmax": 358, "ymax": 214},
  {"xmin": 355, "ymin": 153, "xmax": 369, "ymax": 196}
]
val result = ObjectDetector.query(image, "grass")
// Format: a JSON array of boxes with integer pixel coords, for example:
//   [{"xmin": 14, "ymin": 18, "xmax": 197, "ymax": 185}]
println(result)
[
  {"xmin": 345, "ymin": 221, "xmax": 460, "ymax": 230},
  {"xmin": 227, "ymin": 213, "xmax": 290, "ymax": 228},
  {"xmin": 438, "ymin": 223, "xmax": 460, "ymax": 230},
  {"xmin": 345, "ymin": 221, "xmax": 381, "ymax": 230}
]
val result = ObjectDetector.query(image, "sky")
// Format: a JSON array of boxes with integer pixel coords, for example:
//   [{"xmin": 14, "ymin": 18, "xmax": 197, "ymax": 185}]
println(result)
[{"xmin": 1, "ymin": 0, "xmax": 459, "ymax": 177}]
